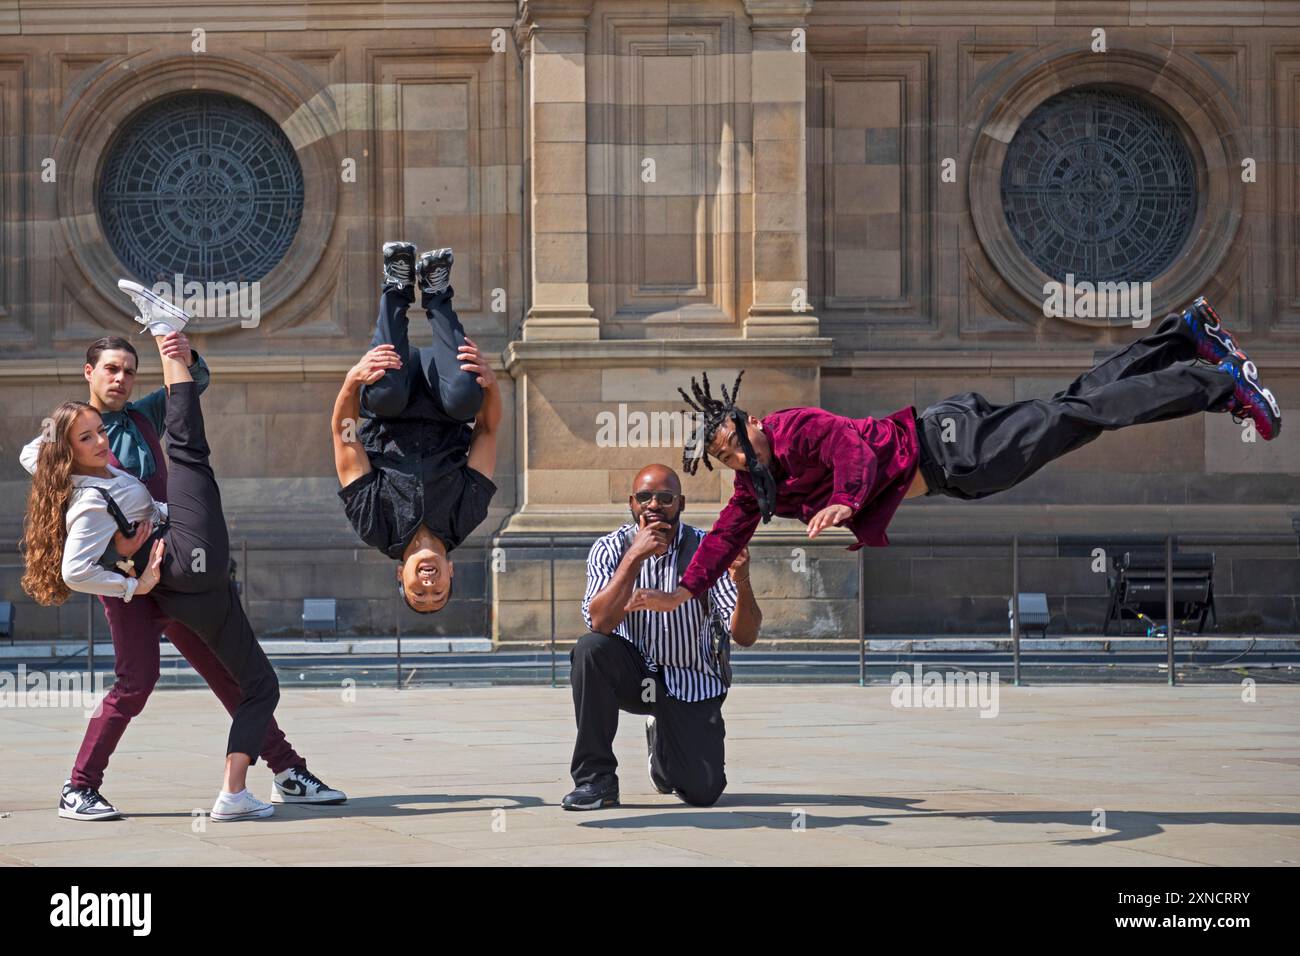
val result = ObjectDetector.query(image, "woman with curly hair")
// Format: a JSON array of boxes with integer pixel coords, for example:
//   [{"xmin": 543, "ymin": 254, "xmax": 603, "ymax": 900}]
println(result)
[{"xmin": 21, "ymin": 288, "xmax": 281, "ymax": 822}]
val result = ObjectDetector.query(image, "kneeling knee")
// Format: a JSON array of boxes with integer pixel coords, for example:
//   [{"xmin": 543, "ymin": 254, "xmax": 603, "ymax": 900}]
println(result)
[
  {"xmin": 677, "ymin": 784, "xmax": 725, "ymax": 808},
  {"xmin": 571, "ymin": 631, "xmax": 614, "ymax": 667},
  {"xmin": 677, "ymin": 771, "xmax": 727, "ymax": 807}
]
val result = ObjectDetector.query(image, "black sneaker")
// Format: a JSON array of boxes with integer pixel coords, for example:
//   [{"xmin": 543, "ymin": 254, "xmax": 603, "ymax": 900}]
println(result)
[
  {"xmin": 416, "ymin": 247, "xmax": 454, "ymax": 296},
  {"xmin": 58, "ymin": 780, "xmax": 122, "ymax": 821},
  {"xmin": 382, "ymin": 241, "xmax": 417, "ymax": 291},
  {"xmin": 646, "ymin": 716, "xmax": 673, "ymax": 794},
  {"xmin": 561, "ymin": 774, "xmax": 620, "ymax": 811}
]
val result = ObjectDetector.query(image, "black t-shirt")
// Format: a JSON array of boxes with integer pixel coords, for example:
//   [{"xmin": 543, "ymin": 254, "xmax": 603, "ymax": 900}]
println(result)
[
  {"xmin": 339, "ymin": 414, "xmax": 496, "ymax": 559},
  {"xmin": 358, "ymin": 407, "xmax": 470, "ymax": 476},
  {"xmin": 339, "ymin": 463, "xmax": 497, "ymax": 560}
]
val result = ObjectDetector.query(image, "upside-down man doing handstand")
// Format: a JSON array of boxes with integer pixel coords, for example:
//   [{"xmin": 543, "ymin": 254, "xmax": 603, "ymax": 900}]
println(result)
[{"xmin": 332, "ymin": 242, "xmax": 502, "ymax": 613}]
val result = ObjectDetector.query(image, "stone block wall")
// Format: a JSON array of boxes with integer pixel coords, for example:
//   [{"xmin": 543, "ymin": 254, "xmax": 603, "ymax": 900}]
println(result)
[{"xmin": 0, "ymin": 1, "xmax": 1296, "ymax": 641}]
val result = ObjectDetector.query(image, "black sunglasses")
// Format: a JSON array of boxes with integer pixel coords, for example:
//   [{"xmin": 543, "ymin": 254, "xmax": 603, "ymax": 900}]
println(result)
[{"xmin": 633, "ymin": 491, "xmax": 680, "ymax": 506}]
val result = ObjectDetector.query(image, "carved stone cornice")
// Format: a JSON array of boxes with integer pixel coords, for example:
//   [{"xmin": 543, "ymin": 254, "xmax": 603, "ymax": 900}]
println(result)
[
  {"xmin": 514, "ymin": 0, "xmax": 595, "ymax": 44},
  {"xmin": 743, "ymin": 0, "xmax": 814, "ymax": 28}
]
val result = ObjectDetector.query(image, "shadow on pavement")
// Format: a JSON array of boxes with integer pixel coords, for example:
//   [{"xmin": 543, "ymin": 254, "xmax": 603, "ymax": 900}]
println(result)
[
  {"xmin": 127, "ymin": 792, "xmax": 548, "ymax": 821},
  {"xmin": 578, "ymin": 793, "xmax": 1300, "ymax": 845}
]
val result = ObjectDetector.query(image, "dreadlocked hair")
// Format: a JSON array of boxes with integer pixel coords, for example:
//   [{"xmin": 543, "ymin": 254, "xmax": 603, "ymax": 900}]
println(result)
[{"xmin": 677, "ymin": 369, "xmax": 746, "ymax": 475}]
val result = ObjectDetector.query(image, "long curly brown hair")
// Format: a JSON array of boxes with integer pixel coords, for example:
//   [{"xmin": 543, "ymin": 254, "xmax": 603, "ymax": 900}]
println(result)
[{"xmin": 20, "ymin": 401, "xmax": 99, "ymax": 606}]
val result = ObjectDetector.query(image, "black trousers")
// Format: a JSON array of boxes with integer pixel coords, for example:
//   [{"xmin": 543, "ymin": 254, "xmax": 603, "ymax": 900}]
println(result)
[
  {"xmin": 916, "ymin": 311, "xmax": 1235, "ymax": 500},
  {"xmin": 570, "ymin": 631, "xmax": 727, "ymax": 807},
  {"xmin": 361, "ymin": 285, "xmax": 483, "ymax": 424},
  {"xmin": 142, "ymin": 381, "xmax": 279, "ymax": 764}
]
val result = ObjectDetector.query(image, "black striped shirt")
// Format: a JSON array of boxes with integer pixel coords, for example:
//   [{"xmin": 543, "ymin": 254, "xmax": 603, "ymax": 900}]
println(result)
[{"xmin": 582, "ymin": 522, "xmax": 738, "ymax": 702}]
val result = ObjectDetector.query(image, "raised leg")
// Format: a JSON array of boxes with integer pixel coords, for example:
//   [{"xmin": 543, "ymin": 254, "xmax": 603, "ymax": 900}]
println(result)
[
  {"xmin": 415, "ymin": 285, "xmax": 483, "ymax": 424},
  {"xmin": 1054, "ymin": 310, "xmax": 1198, "ymax": 399},
  {"xmin": 156, "ymin": 380, "xmax": 229, "ymax": 593},
  {"xmin": 919, "ymin": 362, "xmax": 1234, "ymax": 500},
  {"xmin": 360, "ymin": 287, "xmax": 419, "ymax": 419}
]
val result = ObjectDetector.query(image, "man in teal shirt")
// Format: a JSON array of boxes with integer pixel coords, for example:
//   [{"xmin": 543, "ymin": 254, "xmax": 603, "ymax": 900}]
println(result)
[{"xmin": 91, "ymin": 339, "xmax": 211, "ymax": 484}]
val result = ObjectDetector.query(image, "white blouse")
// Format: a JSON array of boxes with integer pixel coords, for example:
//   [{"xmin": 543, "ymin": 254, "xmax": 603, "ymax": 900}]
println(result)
[{"xmin": 60, "ymin": 466, "xmax": 168, "ymax": 602}]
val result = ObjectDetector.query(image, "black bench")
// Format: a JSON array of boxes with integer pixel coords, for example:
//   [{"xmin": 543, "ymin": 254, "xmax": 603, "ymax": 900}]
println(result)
[{"xmin": 1103, "ymin": 549, "xmax": 1216, "ymax": 636}]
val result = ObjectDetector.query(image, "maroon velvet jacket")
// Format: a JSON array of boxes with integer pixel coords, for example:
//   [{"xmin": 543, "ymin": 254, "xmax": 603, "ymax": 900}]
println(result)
[{"xmin": 679, "ymin": 405, "xmax": 921, "ymax": 598}]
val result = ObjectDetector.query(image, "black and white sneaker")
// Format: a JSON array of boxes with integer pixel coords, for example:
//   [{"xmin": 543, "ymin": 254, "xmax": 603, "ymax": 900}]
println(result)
[
  {"xmin": 272, "ymin": 766, "xmax": 348, "ymax": 805},
  {"xmin": 382, "ymin": 241, "xmax": 417, "ymax": 291},
  {"xmin": 646, "ymin": 716, "xmax": 673, "ymax": 794},
  {"xmin": 58, "ymin": 780, "xmax": 122, "ymax": 821},
  {"xmin": 116, "ymin": 279, "xmax": 191, "ymax": 336},
  {"xmin": 416, "ymin": 247, "xmax": 454, "ymax": 296}
]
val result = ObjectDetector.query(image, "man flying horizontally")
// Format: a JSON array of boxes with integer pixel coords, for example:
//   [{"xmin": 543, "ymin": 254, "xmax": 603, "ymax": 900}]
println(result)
[{"xmin": 623, "ymin": 298, "xmax": 1283, "ymax": 614}]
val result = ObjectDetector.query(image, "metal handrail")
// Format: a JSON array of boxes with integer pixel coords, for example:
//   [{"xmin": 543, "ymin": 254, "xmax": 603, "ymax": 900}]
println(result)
[
  {"xmin": 970, "ymin": 530, "xmax": 1297, "ymax": 686},
  {"xmin": 5, "ymin": 526, "xmax": 1296, "ymax": 690}
]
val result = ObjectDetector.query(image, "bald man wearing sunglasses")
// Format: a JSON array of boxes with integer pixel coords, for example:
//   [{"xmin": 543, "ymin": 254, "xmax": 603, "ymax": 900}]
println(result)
[{"xmin": 563, "ymin": 464, "xmax": 762, "ymax": 811}]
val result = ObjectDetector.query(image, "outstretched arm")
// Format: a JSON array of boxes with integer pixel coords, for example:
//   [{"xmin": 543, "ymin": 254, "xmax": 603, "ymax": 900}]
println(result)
[
  {"xmin": 333, "ymin": 345, "xmax": 401, "ymax": 487},
  {"xmin": 724, "ymin": 547, "xmax": 762, "ymax": 647},
  {"xmin": 461, "ymin": 336, "xmax": 501, "ymax": 481}
]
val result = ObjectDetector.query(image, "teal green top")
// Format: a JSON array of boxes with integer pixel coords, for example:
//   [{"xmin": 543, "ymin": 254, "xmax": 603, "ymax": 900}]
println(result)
[{"xmin": 105, "ymin": 351, "xmax": 211, "ymax": 481}]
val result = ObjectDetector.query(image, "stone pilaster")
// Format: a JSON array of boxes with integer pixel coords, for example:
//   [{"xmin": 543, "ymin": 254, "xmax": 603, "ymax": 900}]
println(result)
[
  {"xmin": 514, "ymin": 0, "xmax": 598, "ymax": 341},
  {"xmin": 744, "ymin": 0, "xmax": 818, "ymax": 337}
]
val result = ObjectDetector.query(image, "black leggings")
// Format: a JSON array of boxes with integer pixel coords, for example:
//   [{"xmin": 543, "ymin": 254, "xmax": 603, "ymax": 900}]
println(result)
[
  {"xmin": 143, "ymin": 381, "xmax": 279, "ymax": 763},
  {"xmin": 917, "ymin": 312, "xmax": 1235, "ymax": 500},
  {"xmin": 361, "ymin": 286, "xmax": 483, "ymax": 424}
]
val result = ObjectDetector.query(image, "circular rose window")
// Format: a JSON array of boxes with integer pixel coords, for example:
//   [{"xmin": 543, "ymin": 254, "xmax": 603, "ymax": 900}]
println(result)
[
  {"xmin": 1000, "ymin": 87, "xmax": 1196, "ymax": 284},
  {"xmin": 98, "ymin": 92, "xmax": 304, "ymax": 285}
]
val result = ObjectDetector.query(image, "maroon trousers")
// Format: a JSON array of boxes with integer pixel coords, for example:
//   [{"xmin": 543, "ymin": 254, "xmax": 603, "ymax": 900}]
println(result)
[{"xmin": 70, "ymin": 591, "xmax": 302, "ymax": 790}]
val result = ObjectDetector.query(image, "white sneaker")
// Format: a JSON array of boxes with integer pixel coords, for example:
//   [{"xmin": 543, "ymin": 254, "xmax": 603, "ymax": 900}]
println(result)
[
  {"xmin": 116, "ymin": 278, "xmax": 191, "ymax": 335},
  {"xmin": 210, "ymin": 788, "xmax": 274, "ymax": 822},
  {"xmin": 272, "ymin": 766, "xmax": 347, "ymax": 805}
]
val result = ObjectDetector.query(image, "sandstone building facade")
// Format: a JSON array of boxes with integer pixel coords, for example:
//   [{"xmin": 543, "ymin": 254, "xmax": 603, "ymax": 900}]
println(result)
[{"xmin": 1, "ymin": 1, "xmax": 1297, "ymax": 643}]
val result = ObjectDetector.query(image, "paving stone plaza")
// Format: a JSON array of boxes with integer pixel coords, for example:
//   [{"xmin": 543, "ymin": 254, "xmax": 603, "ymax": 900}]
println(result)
[{"xmin": 3, "ymin": 683, "xmax": 1297, "ymax": 866}]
